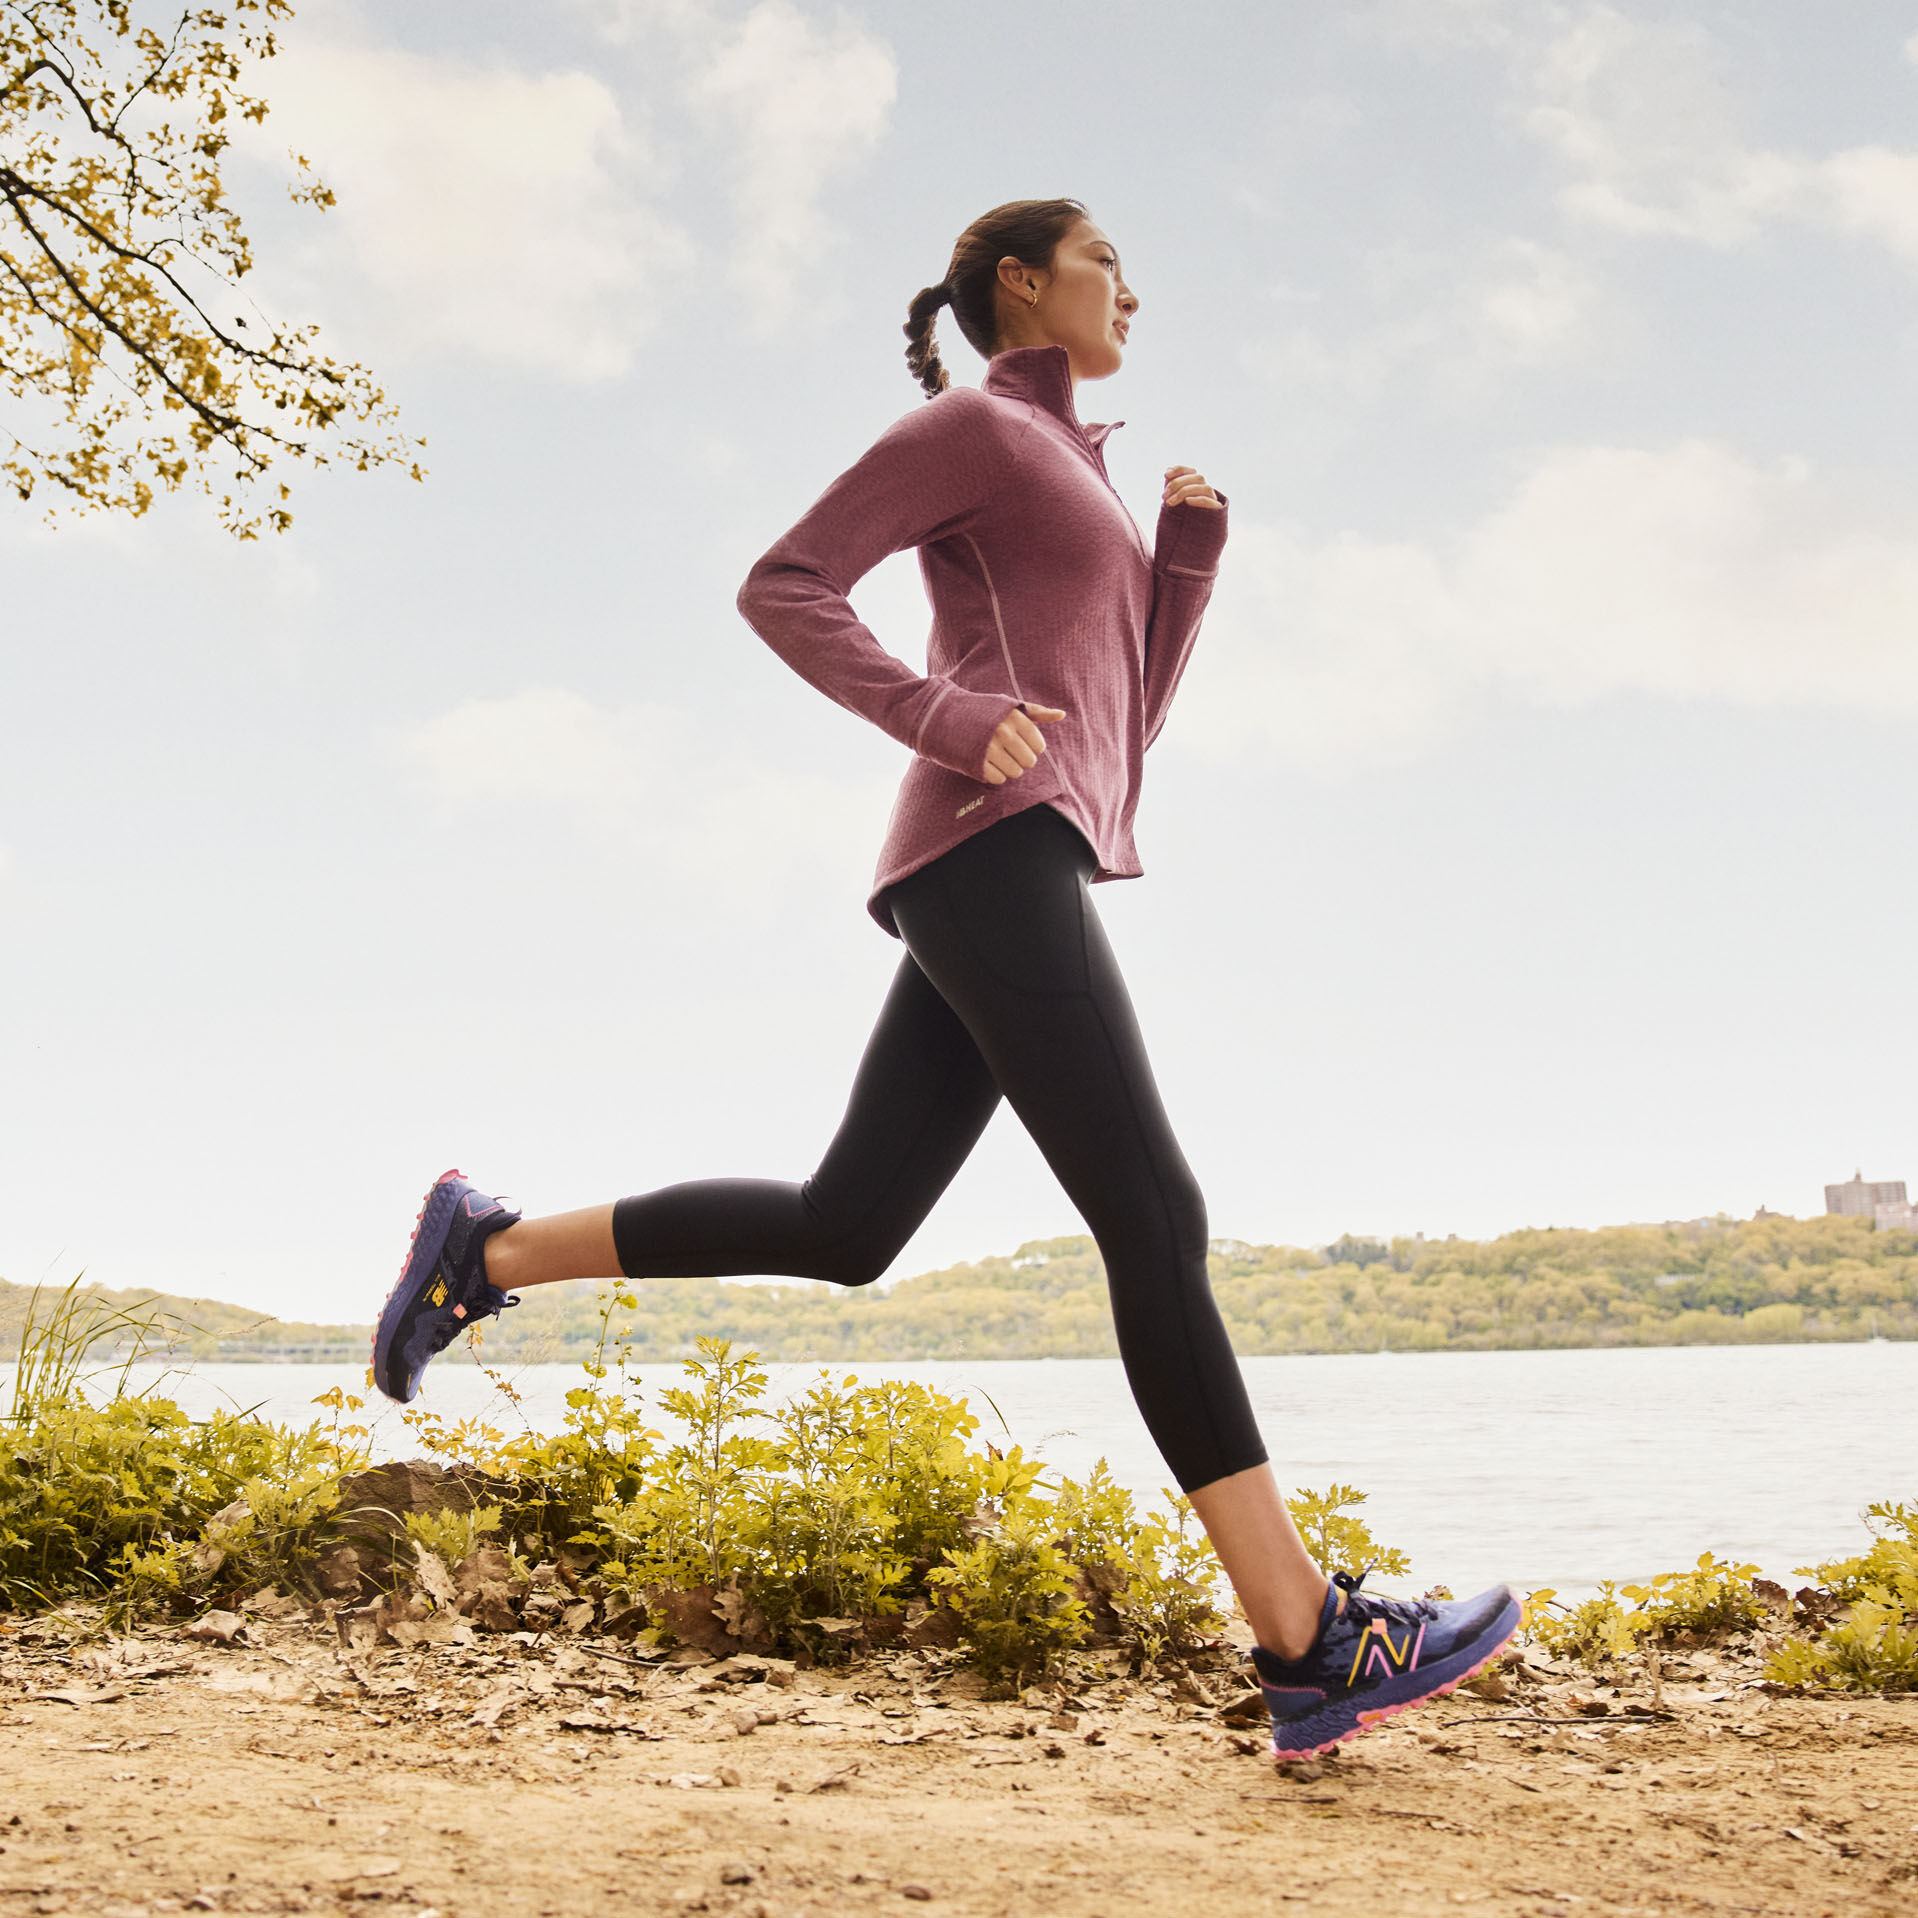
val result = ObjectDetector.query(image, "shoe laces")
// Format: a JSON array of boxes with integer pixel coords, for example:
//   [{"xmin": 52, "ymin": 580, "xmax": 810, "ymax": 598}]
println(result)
[
  {"xmin": 425, "ymin": 1288, "xmax": 518, "ymax": 1357},
  {"xmin": 1333, "ymin": 1569, "xmax": 1436, "ymax": 1633}
]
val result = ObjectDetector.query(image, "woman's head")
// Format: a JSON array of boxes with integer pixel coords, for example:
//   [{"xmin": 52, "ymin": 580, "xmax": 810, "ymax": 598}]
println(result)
[{"xmin": 904, "ymin": 198, "xmax": 1137, "ymax": 399}]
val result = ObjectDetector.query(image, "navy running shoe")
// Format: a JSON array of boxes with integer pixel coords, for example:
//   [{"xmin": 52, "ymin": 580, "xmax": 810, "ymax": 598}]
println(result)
[
  {"xmin": 1252, "ymin": 1571, "xmax": 1521, "ymax": 1760},
  {"xmin": 372, "ymin": 1170, "xmax": 522, "ymax": 1403}
]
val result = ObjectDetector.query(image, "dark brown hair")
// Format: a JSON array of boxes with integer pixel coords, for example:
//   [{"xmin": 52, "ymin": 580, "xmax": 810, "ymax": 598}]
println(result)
[{"xmin": 903, "ymin": 198, "xmax": 1089, "ymax": 399}]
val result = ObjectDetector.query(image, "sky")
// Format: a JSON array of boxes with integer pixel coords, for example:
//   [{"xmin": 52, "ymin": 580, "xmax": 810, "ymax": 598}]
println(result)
[{"xmin": 5, "ymin": 0, "xmax": 1917, "ymax": 1320}]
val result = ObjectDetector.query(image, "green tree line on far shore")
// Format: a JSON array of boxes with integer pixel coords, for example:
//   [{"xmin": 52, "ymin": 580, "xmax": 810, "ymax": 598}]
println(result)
[{"xmin": 4, "ymin": 1212, "xmax": 1913, "ymax": 1367}]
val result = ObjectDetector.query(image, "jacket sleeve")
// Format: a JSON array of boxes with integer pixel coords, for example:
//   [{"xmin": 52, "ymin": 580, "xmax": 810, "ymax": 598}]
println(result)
[
  {"xmin": 736, "ymin": 394, "xmax": 1031, "ymax": 781},
  {"xmin": 1140, "ymin": 493, "xmax": 1229, "ymax": 750}
]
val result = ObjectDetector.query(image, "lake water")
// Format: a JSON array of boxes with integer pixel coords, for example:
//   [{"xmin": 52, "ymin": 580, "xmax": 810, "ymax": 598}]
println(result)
[{"xmin": 39, "ymin": 1341, "xmax": 1918, "ymax": 1599}]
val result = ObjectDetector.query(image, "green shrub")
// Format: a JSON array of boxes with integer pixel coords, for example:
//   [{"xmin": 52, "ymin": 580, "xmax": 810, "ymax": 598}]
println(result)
[
  {"xmin": 1048, "ymin": 1462, "xmax": 1224, "ymax": 1662},
  {"xmin": 1795, "ymin": 1500, "xmax": 1918, "ymax": 1605},
  {"xmin": 927, "ymin": 1505, "xmax": 1090, "ymax": 1683},
  {"xmin": 404, "ymin": 1504, "xmax": 503, "ymax": 1566},
  {"xmin": 1764, "ymin": 1501, "xmax": 1918, "ymax": 1693},
  {"xmin": 1285, "ymin": 1482, "xmax": 1411, "ymax": 1581},
  {"xmin": 1632, "ymin": 1552, "xmax": 1766, "ymax": 1637},
  {"xmin": 0, "ymin": 1280, "xmax": 357, "ymax": 1615},
  {"xmin": 1525, "ymin": 1581, "xmax": 1650, "ymax": 1665},
  {"xmin": 1527, "ymin": 1553, "xmax": 1764, "ymax": 1667},
  {"xmin": 572, "ymin": 1333, "xmax": 1221, "ymax": 1677},
  {"xmin": 1, "ymin": 1385, "xmax": 350, "ymax": 1613}
]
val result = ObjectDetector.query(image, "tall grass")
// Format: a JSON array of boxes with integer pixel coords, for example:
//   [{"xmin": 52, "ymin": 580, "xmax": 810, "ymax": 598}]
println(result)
[{"xmin": 5, "ymin": 1275, "xmax": 185, "ymax": 1416}]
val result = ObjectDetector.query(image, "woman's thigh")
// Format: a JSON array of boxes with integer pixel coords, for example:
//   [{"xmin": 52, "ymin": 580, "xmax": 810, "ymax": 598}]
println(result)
[{"xmin": 886, "ymin": 804, "xmax": 1264, "ymax": 1491}]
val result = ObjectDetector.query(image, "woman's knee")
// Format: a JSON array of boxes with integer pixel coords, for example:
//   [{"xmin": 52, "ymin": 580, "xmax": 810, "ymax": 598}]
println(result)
[{"xmin": 811, "ymin": 1245, "xmax": 892, "ymax": 1289}]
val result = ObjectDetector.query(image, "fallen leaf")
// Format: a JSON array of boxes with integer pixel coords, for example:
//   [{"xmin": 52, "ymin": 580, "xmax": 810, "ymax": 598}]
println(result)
[
  {"xmin": 412, "ymin": 1546, "xmax": 460, "ymax": 1611},
  {"xmin": 469, "ymin": 1686, "xmax": 522, "ymax": 1729},
  {"xmin": 182, "ymin": 1611, "xmax": 248, "ymax": 1646}
]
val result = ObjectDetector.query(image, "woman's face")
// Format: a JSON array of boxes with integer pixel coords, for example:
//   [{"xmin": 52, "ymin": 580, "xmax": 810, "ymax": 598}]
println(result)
[{"xmin": 1006, "ymin": 220, "xmax": 1137, "ymax": 382}]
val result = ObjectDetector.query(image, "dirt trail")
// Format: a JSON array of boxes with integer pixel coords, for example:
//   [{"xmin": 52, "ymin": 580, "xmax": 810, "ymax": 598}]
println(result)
[{"xmin": 1, "ymin": 1608, "xmax": 1913, "ymax": 1918}]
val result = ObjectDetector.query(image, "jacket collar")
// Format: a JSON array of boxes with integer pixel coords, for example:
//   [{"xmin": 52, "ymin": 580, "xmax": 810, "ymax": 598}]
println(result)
[{"xmin": 982, "ymin": 344, "xmax": 1122, "ymax": 447}]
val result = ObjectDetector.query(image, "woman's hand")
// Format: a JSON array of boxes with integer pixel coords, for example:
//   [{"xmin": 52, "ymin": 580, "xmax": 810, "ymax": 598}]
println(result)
[
  {"xmin": 982, "ymin": 703, "xmax": 1066, "ymax": 786},
  {"xmin": 1164, "ymin": 464, "xmax": 1223, "ymax": 510}
]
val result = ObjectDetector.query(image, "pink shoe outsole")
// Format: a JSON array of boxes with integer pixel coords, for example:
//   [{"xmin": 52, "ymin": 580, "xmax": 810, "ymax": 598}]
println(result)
[{"xmin": 368, "ymin": 1167, "xmax": 464, "ymax": 1379}]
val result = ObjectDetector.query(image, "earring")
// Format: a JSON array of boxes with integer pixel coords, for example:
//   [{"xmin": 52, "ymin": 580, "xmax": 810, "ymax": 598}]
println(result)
[{"xmin": 1026, "ymin": 286, "xmax": 1039, "ymax": 307}]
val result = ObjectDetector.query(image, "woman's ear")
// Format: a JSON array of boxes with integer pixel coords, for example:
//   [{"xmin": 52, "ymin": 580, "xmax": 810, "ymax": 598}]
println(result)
[{"xmin": 996, "ymin": 254, "xmax": 1043, "ymax": 301}]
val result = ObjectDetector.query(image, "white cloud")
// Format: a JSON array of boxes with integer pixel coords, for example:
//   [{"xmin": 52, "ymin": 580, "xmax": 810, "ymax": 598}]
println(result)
[
  {"xmin": 1370, "ymin": 5, "xmax": 1918, "ymax": 273},
  {"xmin": 1819, "ymin": 146, "xmax": 1918, "ymax": 266},
  {"xmin": 1458, "ymin": 443, "xmax": 1918, "ymax": 703},
  {"xmin": 687, "ymin": 0, "xmax": 898, "ymax": 328},
  {"xmin": 258, "ymin": 36, "xmax": 687, "ymax": 377},
  {"xmin": 1179, "ymin": 441, "xmax": 1918, "ymax": 767},
  {"xmin": 247, "ymin": 2, "xmax": 897, "ymax": 372},
  {"xmin": 1518, "ymin": 7, "xmax": 1808, "ymax": 245}
]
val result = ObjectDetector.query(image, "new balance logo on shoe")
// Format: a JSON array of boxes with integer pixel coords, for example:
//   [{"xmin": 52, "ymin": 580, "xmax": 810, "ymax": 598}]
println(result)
[{"xmin": 1348, "ymin": 1618, "xmax": 1426, "ymax": 1685}]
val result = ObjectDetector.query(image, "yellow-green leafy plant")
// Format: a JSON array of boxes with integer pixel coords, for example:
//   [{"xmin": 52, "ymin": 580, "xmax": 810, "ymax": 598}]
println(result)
[
  {"xmin": 1796, "ymin": 1501, "xmax": 1918, "ymax": 1605},
  {"xmin": 310, "ymin": 1386, "xmax": 373, "ymax": 1466},
  {"xmin": 584, "ymin": 1342, "xmax": 1209, "ymax": 1676},
  {"xmin": 1626, "ymin": 1552, "xmax": 1765, "ymax": 1638},
  {"xmin": 1526, "ymin": 1582, "xmax": 1653, "ymax": 1666},
  {"xmin": 926, "ymin": 1502, "xmax": 1091, "ymax": 1684},
  {"xmin": 1049, "ymin": 1462, "xmax": 1225, "ymax": 1663},
  {"xmin": 116, "ymin": 1454, "xmax": 346, "ymax": 1617},
  {"xmin": 404, "ymin": 1504, "xmax": 503, "ymax": 1568},
  {"xmin": 739, "ymin": 1372, "xmax": 924, "ymax": 1631},
  {"xmin": 1764, "ymin": 1501, "xmax": 1918, "ymax": 1693},
  {"xmin": 1285, "ymin": 1482, "xmax": 1411, "ymax": 1581},
  {"xmin": 493, "ymin": 1285, "xmax": 665, "ymax": 1560},
  {"xmin": 1528, "ymin": 1555, "xmax": 1764, "ymax": 1668},
  {"xmin": 1, "ymin": 1283, "xmax": 352, "ymax": 1613}
]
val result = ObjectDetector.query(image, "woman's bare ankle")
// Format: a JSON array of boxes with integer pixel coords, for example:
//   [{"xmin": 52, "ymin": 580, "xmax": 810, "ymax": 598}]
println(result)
[{"xmin": 481, "ymin": 1222, "xmax": 523, "ymax": 1289}]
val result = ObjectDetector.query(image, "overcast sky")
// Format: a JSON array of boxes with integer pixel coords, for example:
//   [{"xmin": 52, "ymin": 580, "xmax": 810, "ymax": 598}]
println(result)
[{"xmin": 5, "ymin": 0, "xmax": 1917, "ymax": 1320}]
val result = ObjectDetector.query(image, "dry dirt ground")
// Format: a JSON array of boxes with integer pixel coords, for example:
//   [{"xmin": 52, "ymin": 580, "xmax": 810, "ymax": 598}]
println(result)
[{"xmin": 1, "ymin": 1605, "xmax": 1913, "ymax": 1918}]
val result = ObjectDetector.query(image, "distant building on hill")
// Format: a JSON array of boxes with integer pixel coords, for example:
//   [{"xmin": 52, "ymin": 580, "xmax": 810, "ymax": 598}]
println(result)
[{"xmin": 1826, "ymin": 1171, "xmax": 1910, "ymax": 1230}]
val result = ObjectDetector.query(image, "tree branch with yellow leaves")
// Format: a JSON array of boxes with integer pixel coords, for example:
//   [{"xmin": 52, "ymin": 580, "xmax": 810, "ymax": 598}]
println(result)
[{"xmin": 1, "ymin": 0, "xmax": 419, "ymax": 536}]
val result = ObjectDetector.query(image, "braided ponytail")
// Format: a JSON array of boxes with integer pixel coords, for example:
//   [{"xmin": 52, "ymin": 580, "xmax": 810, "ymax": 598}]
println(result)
[
  {"xmin": 900, "ymin": 198, "xmax": 1088, "ymax": 399},
  {"xmin": 903, "ymin": 282, "xmax": 952, "ymax": 399}
]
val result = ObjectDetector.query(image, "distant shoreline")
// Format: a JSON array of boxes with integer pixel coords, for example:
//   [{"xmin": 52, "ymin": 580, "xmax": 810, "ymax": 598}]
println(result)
[{"xmin": 7, "ymin": 1211, "xmax": 1913, "ymax": 1366}]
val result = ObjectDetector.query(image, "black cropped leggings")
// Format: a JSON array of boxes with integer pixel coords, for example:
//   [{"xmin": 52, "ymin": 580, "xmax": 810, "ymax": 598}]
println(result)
[{"xmin": 611, "ymin": 803, "xmax": 1268, "ymax": 1494}]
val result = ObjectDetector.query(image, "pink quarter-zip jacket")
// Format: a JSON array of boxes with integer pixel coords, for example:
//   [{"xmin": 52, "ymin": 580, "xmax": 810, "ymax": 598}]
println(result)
[{"xmin": 736, "ymin": 344, "xmax": 1229, "ymax": 933}]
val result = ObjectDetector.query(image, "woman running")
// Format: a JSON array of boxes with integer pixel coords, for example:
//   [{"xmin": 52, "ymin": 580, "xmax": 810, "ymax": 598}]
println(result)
[{"xmin": 371, "ymin": 198, "xmax": 1519, "ymax": 1758}]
